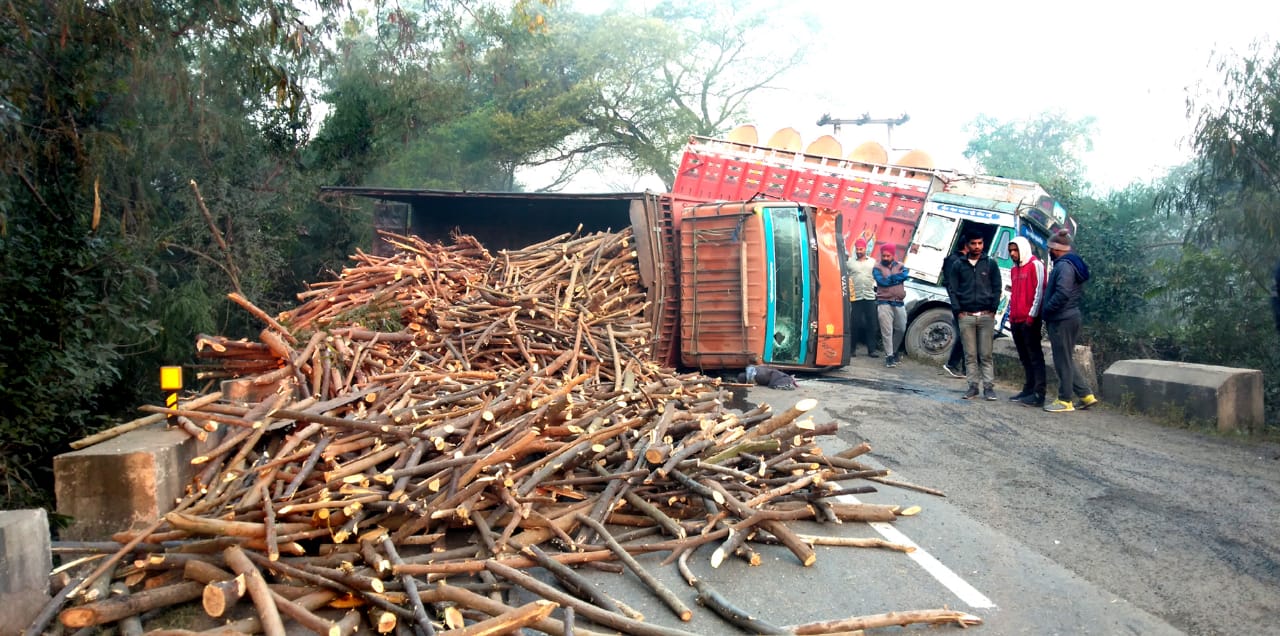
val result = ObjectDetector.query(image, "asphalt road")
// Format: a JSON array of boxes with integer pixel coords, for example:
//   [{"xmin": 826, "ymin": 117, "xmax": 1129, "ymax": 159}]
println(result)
[
  {"xmin": 567, "ymin": 355, "xmax": 1280, "ymax": 635},
  {"xmin": 782, "ymin": 355, "xmax": 1279, "ymax": 635}
]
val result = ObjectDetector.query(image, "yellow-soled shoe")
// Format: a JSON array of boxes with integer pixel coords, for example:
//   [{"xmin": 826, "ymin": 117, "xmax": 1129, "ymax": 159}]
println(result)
[
  {"xmin": 1043, "ymin": 399, "xmax": 1075, "ymax": 413},
  {"xmin": 1077, "ymin": 394, "xmax": 1099, "ymax": 409}
]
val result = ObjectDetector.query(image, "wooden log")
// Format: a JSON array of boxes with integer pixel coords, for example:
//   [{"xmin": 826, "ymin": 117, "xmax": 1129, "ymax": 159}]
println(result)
[
  {"xmin": 436, "ymin": 599, "xmax": 557, "ymax": 636},
  {"xmin": 227, "ymin": 292, "xmax": 296, "ymax": 343},
  {"xmin": 420, "ymin": 585, "xmax": 612, "ymax": 636},
  {"xmin": 703, "ymin": 479, "xmax": 815, "ymax": 567},
  {"xmin": 70, "ymin": 392, "xmax": 224, "ymax": 449},
  {"xmin": 58, "ymin": 582, "xmax": 203, "ymax": 628},
  {"xmin": 793, "ymin": 534, "xmax": 915, "ymax": 553},
  {"xmin": 677, "ymin": 551, "xmax": 788, "ymax": 634},
  {"xmin": 868, "ymin": 475, "xmax": 947, "ymax": 497},
  {"xmin": 202, "ymin": 574, "xmax": 246, "ymax": 617},
  {"xmin": 834, "ymin": 442, "xmax": 872, "ymax": 459},
  {"xmin": 520, "ymin": 543, "xmax": 621, "ymax": 615},
  {"xmin": 743, "ymin": 397, "xmax": 817, "ymax": 440},
  {"xmin": 574, "ymin": 514, "xmax": 693, "ymax": 622},
  {"xmin": 709, "ymin": 515, "xmax": 765, "ymax": 569},
  {"xmin": 164, "ymin": 512, "xmax": 310, "ymax": 538},
  {"xmin": 270, "ymin": 588, "xmax": 341, "ymax": 636},
  {"xmin": 261, "ymin": 482, "xmax": 279, "ymax": 561},
  {"xmin": 702, "ymin": 439, "xmax": 779, "ymax": 465},
  {"xmin": 484, "ymin": 561, "xmax": 701, "ymax": 636},
  {"xmin": 787, "ymin": 608, "xmax": 982, "ymax": 633},
  {"xmin": 380, "ymin": 535, "xmax": 436, "ymax": 635},
  {"xmin": 223, "ymin": 545, "xmax": 285, "ymax": 636},
  {"xmin": 23, "ymin": 574, "xmax": 85, "ymax": 636},
  {"xmin": 196, "ymin": 589, "xmax": 339, "ymax": 635}
]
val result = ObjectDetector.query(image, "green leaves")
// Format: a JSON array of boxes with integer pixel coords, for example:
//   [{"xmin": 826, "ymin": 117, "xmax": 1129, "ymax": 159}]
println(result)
[
  {"xmin": 1172, "ymin": 40, "xmax": 1280, "ymax": 279},
  {"xmin": 963, "ymin": 111, "xmax": 1097, "ymax": 202}
]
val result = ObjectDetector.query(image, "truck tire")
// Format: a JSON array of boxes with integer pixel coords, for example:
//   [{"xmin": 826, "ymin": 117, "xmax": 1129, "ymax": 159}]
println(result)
[{"xmin": 904, "ymin": 307, "xmax": 957, "ymax": 363}]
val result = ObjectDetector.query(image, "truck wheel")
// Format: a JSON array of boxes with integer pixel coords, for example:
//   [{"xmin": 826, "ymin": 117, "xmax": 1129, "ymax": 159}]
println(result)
[{"xmin": 904, "ymin": 307, "xmax": 956, "ymax": 363}]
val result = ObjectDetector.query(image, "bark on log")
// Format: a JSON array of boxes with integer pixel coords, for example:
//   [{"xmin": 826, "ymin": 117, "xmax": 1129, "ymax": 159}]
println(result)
[
  {"xmin": 223, "ymin": 545, "xmax": 285, "ymax": 636},
  {"xmin": 435, "ymin": 599, "xmax": 556, "ymax": 636},
  {"xmin": 484, "ymin": 561, "xmax": 701, "ymax": 636},
  {"xmin": 574, "ymin": 514, "xmax": 693, "ymax": 622},
  {"xmin": 58, "ymin": 582, "xmax": 203, "ymax": 628},
  {"xmin": 787, "ymin": 608, "xmax": 982, "ymax": 633}
]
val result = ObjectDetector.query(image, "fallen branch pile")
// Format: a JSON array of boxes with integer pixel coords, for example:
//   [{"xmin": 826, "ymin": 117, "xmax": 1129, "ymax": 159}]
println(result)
[{"xmin": 36, "ymin": 229, "xmax": 978, "ymax": 635}]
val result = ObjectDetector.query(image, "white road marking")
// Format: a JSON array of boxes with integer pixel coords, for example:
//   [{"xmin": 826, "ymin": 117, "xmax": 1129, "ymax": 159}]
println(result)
[{"xmin": 835, "ymin": 494, "xmax": 997, "ymax": 609}]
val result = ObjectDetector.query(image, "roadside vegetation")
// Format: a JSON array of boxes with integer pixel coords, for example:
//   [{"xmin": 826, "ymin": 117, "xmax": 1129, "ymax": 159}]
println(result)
[{"xmin": 1, "ymin": 1, "xmax": 1277, "ymax": 509}]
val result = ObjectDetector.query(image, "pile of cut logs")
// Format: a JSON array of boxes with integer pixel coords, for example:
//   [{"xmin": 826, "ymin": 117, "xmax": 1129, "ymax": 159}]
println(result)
[{"xmin": 32, "ymin": 229, "xmax": 980, "ymax": 635}]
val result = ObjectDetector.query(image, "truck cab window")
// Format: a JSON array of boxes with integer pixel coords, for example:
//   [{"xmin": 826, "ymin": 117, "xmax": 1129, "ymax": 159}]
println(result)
[
  {"xmin": 765, "ymin": 207, "xmax": 810, "ymax": 365},
  {"xmin": 917, "ymin": 214, "xmax": 957, "ymax": 250},
  {"xmin": 993, "ymin": 229, "xmax": 1011, "ymax": 260}
]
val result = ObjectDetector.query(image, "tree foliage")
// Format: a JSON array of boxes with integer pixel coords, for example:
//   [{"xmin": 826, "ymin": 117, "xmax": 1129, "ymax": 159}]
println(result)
[
  {"xmin": 963, "ymin": 111, "xmax": 1097, "ymax": 201},
  {"xmin": 1168, "ymin": 39, "xmax": 1280, "ymax": 290},
  {"xmin": 313, "ymin": 1, "xmax": 805, "ymax": 192},
  {"xmin": 535, "ymin": 0, "xmax": 807, "ymax": 188},
  {"xmin": 0, "ymin": 0, "xmax": 345, "ymax": 507}
]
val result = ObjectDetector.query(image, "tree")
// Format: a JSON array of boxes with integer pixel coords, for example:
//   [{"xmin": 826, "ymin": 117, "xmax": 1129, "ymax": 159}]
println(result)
[
  {"xmin": 1168, "ymin": 39, "xmax": 1280, "ymax": 290},
  {"xmin": 312, "ymin": 1, "xmax": 807, "ymax": 192},
  {"xmin": 963, "ymin": 111, "xmax": 1097, "ymax": 203},
  {"xmin": 519, "ymin": 0, "xmax": 810, "ymax": 188},
  {"xmin": 0, "ymin": 0, "xmax": 345, "ymax": 507}
]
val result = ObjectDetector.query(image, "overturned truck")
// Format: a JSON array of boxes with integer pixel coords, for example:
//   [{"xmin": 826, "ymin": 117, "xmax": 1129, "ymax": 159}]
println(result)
[{"xmin": 326, "ymin": 129, "xmax": 1075, "ymax": 372}]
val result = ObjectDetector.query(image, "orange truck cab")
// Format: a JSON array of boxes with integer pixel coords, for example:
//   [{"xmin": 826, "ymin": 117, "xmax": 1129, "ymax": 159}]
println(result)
[{"xmin": 671, "ymin": 201, "xmax": 849, "ymax": 372}]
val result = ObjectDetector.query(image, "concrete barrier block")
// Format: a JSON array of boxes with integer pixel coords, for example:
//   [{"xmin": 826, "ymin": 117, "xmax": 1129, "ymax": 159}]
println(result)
[
  {"xmin": 1101, "ymin": 360, "xmax": 1264, "ymax": 433},
  {"xmin": 0, "ymin": 509, "xmax": 52, "ymax": 627},
  {"xmin": 54, "ymin": 424, "xmax": 211, "ymax": 540},
  {"xmin": 992, "ymin": 339, "xmax": 1096, "ymax": 395}
]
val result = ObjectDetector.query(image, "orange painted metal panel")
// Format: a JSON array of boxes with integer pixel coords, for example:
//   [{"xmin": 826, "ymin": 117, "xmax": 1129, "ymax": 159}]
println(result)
[
  {"xmin": 678, "ymin": 202, "xmax": 768, "ymax": 369},
  {"xmin": 812, "ymin": 207, "xmax": 849, "ymax": 367}
]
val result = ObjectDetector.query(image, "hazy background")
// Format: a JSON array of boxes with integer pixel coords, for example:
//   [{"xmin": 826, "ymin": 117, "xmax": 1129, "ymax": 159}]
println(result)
[{"xmin": 566, "ymin": 0, "xmax": 1280, "ymax": 192}]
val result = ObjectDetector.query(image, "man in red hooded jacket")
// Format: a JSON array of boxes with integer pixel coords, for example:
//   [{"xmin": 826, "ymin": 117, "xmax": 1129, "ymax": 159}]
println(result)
[{"xmin": 1008, "ymin": 236, "xmax": 1047, "ymax": 406}]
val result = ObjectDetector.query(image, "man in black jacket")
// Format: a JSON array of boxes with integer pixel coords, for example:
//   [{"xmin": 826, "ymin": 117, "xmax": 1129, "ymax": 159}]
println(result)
[
  {"xmin": 947, "ymin": 231, "xmax": 1002, "ymax": 401},
  {"xmin": 940, "ymin": 246, "xmax": 967, "ymax": 378}
]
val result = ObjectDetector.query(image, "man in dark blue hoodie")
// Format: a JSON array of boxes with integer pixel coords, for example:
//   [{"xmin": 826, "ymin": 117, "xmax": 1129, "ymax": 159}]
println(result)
[{"xmin": 1042, "ymin": 230, "xmax": 1098, "ymax": 412}]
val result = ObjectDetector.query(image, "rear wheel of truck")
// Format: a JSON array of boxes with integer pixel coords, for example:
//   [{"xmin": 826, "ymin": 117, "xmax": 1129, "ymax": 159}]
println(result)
[{"xmin": 905, "ymin": 307, "xmax": 956, "ymax": 363}]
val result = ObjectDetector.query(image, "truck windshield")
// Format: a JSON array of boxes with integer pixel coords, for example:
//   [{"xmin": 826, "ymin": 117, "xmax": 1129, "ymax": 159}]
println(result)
[
  {"xmin": 764, "ymin": 207, "xmax": 810, "ymax": 365},
  {"xmin": 917, "ymin": 214, "xmax": 957, "ymax": 250}
]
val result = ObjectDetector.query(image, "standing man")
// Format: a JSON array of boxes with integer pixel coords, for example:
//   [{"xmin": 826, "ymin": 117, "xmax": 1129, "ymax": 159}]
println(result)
[
  {"xmin": 873, "ymin": 244, "xmax": 909, "ymax": 368},
  {"xmin": 1041, "ymin": 229, "xmax": 1098, "ymax": 412},
  {"xmin": 1272, "ymin": 258, "xmax": 1280, "ymax": 338},
  {"xmin": 847, "ymin": 238, "xmax": 879, "ymax": 358},
  {"xmin": 940, "ymin": 245, "xmax": 967, "ymax": 378},
  {"xmin": 1007, "ymin": 237, "xmax": 1047, "ymax": 407},
  {"xmin": 947, "ymin": 231, "xmax": 1002, "ymax": 400}
]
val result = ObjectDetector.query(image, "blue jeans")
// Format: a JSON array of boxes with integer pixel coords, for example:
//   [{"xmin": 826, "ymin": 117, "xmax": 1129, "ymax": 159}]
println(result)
[{"xmin": 959, "ymin": 313, "xmax": 995, "ymax": 389}]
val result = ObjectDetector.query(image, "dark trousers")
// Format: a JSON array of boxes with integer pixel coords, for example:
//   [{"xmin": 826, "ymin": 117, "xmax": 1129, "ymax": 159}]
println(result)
[
  {"xmin": 1011, "ymin": 318, "xmax": 1046, "ymax": 396},
  {"xmin": 850, "ymin": 300, "xmax": 878, "ymax": 355},
  {"xmin": 946, "ymin": 311, "xmax": 965, "ymax": 368},
  {"xmin": 1046, "ymin": 315, "xmax": 1092, "ymax": 401}
]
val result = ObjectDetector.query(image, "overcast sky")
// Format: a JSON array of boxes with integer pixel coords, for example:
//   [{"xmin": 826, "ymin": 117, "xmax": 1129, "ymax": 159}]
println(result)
[{"xmin": 560, "ymin": 0, "xmax": 1280, "ymax": 194}]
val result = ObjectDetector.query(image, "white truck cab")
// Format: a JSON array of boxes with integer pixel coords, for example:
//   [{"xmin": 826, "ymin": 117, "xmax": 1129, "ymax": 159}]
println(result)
[{"xmin": 900, "ymin": 175, "xmax": 1074, "ymax": 361}]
